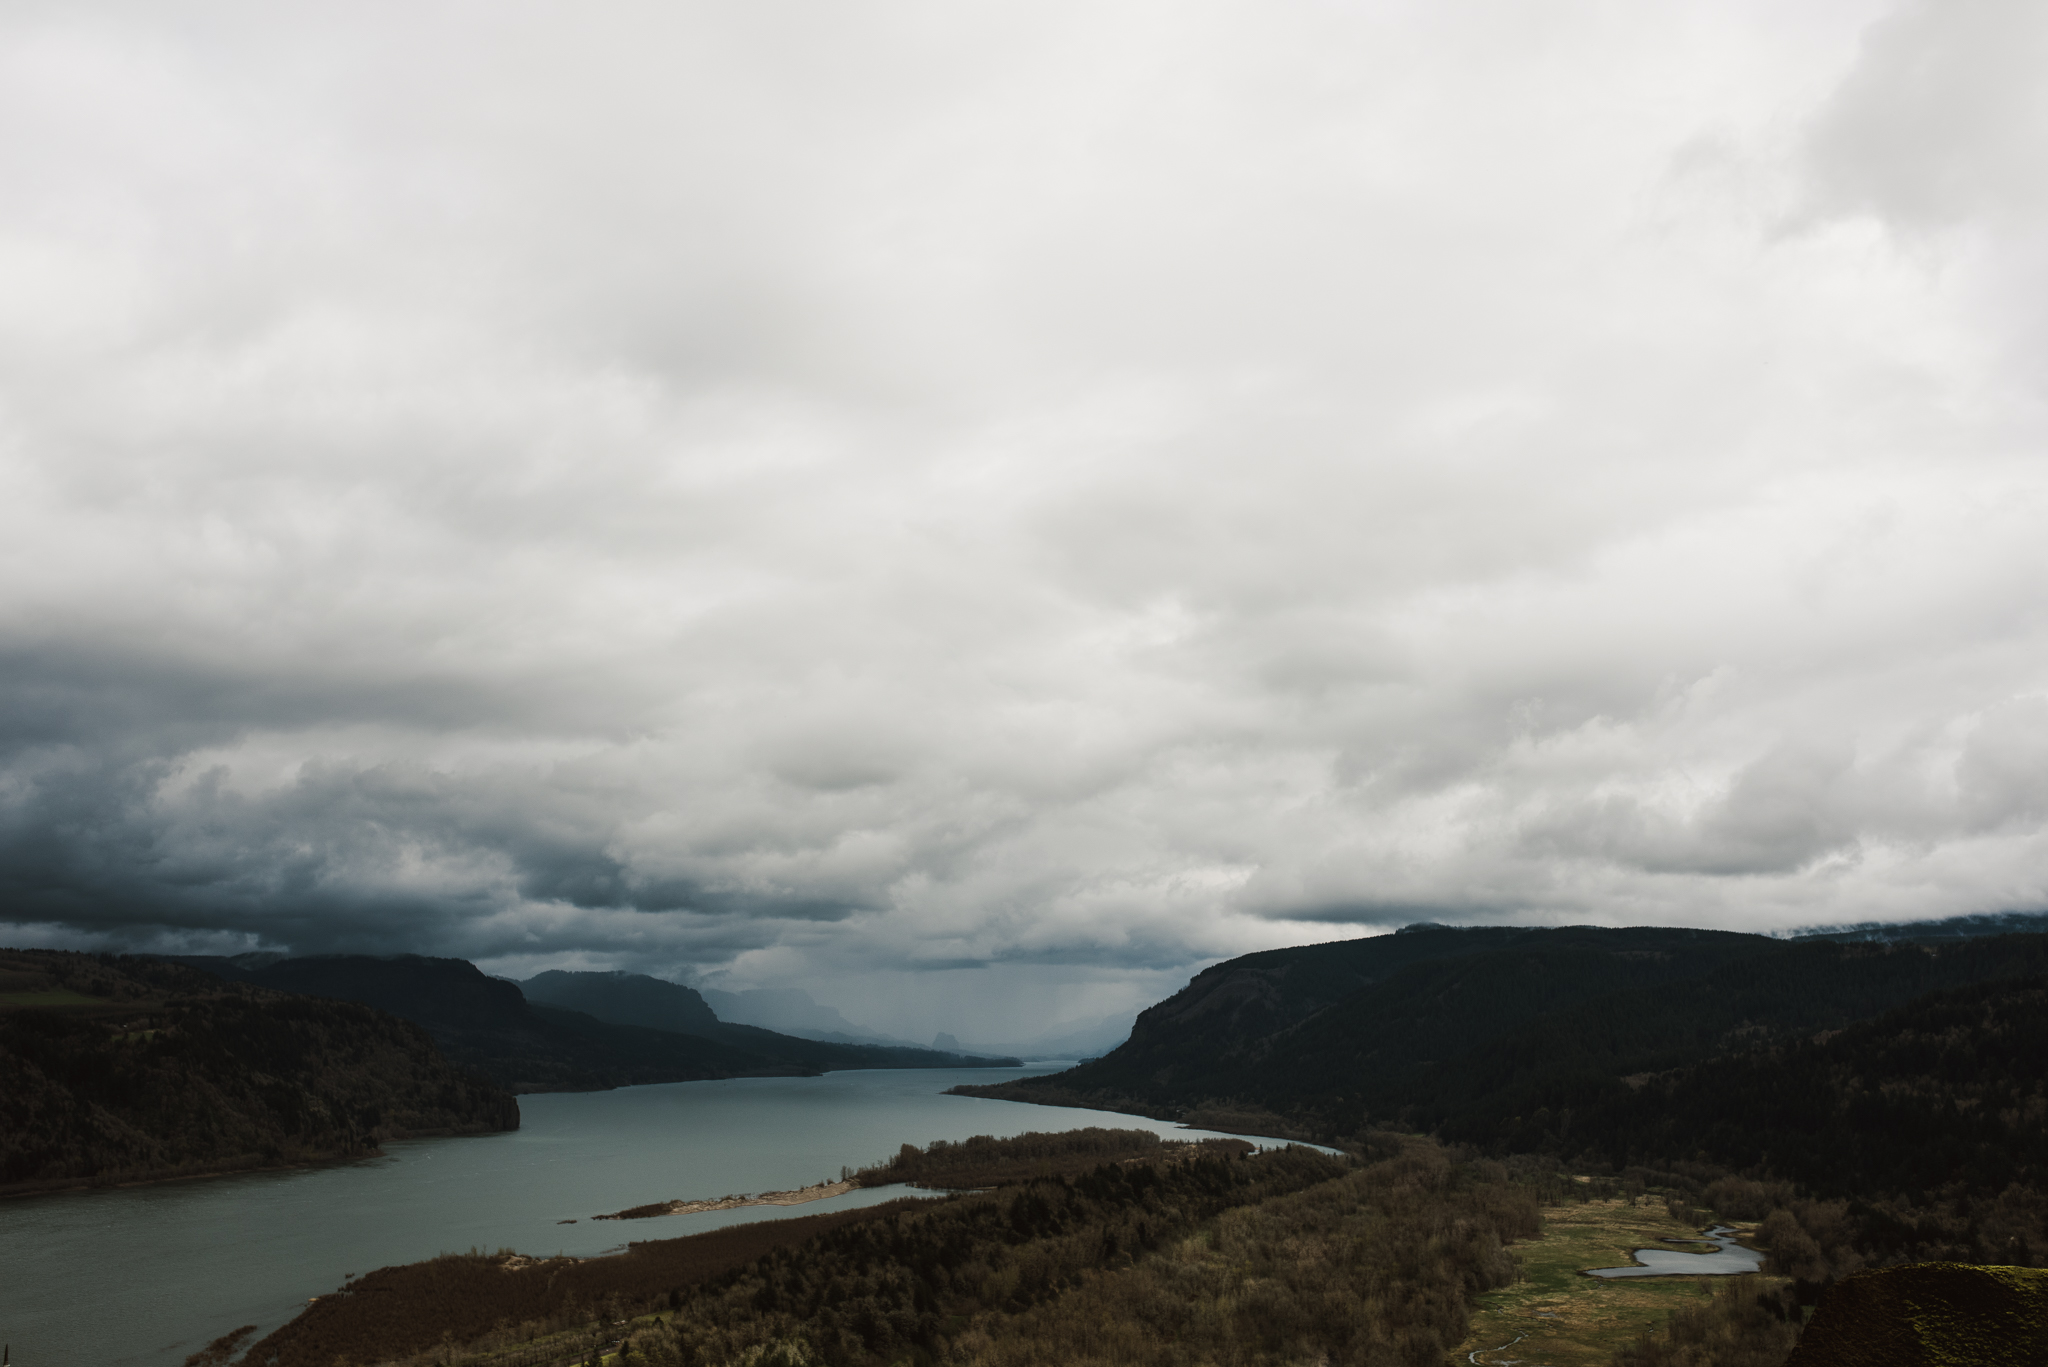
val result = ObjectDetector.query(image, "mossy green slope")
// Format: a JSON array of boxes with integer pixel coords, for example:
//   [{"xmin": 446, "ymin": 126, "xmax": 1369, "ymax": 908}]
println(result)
[{"xmin": 1789, "ymin": 1263, "xmax": 2048, "ymax": 1367}]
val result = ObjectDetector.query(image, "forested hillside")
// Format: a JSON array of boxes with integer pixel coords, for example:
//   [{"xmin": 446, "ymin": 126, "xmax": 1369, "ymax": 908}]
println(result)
[
  {"xmin": 955, "ymin": 926, "xmax": 2048, "ymax": 1294},
  {"xmin": 0, "ymin": 949, "xmax": 516, "ymax": 1193},
  {"xmin": 170, "ymin": 955, "xmax": 1018, "ymax": 1092},
  {"xmin": 1554, "ymin": 973, "xmax": 2048, "ymax": 1206},
  {"xmin": 959, "ymin": 927, "xmax": 2048, "ymax": 1145}
]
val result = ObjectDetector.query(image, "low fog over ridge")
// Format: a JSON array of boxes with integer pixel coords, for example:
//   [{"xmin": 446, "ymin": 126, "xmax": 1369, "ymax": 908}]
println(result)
[{"xmin": 4, "ymin": 0, "xmax": 2048, "ymax": 1041}]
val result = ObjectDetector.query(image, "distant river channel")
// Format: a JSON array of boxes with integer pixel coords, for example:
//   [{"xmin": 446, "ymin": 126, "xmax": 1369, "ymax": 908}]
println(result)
[{"xmin": 0, "ymin": 1067, "xmax": 1314, "ymax": 1367}]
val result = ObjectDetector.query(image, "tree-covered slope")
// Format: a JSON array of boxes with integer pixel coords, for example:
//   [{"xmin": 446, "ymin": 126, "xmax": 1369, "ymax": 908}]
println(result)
[
  {"xmin": 958, "ymin": 927, "xmax": 2048, "ymax": 1146},
  {"xmin": 167, "ymin": 954, "xmax": 815, "ymax": 1091},
  {"xmin": 1543, "ymin": 971, "xmax": 2048, "ymax": 1204},
  {"xmin": 169, "ymin": 955, "xmax": 1019, "ymax": 1091},
  {"xmin": 0, "ymin": 949, "xmax": 517, "ymax": 1193}
]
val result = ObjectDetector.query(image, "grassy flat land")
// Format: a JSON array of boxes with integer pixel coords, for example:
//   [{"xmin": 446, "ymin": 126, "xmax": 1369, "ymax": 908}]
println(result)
[
  {"xmin": 0, "ymin": 988, "xmax": 109, "ymax": 1008},
  {"xmin": 1454, "ymin": 1198, "xmax": 1774, "ymax": 1367}
]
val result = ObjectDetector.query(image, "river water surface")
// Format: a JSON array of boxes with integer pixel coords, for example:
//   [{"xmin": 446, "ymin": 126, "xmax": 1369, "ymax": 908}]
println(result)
[{"xmin": 0, "ymin": 1067, "xmax": 1300, "ymax": 1367}]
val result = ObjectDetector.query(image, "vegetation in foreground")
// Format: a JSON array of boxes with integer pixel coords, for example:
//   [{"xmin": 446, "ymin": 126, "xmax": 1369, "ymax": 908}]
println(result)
[
  {"xmin": 230, "ymin": 1132, "xmax": 1846, "ymax": 1367},
  {"xmin": 1456, "ymin": 1196, "xmax": 1728, "ymax": 1367},
  {"xmin": 0, "ymin": 949, "xmax": 516, "ymax": 1194},
  {"xmin": 231, "ymin": 1129, "xmax": 1544, "ymax": 1367},
  {"xmin": 1784, "ymin": 1262, "xmax": 2048, "ymax": 1366},
  {"xmin": 1613, "ymin": 1276, "xmax": 1803, "ymax": 1367}
]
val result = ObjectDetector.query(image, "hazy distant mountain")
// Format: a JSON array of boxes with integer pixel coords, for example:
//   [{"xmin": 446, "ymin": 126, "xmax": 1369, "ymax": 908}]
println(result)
[
  {"xmin": 1791, "ymin": 909, "xmax": 2048, "ymax": 942},
  {"xmin": 990, "ymin": 1012, "xmax": 1136, "ymax": 1061},
  {"xmin": 696, "ymin": 984, "xmax": 1132, "ymax": 1061},
  {"xmin": 696, "ymin": 986, "xmax": 911, "ymax": 1044},
  {"xmin": 166, "ymin": 954, "xmax": 796, "ymax": 1092},
  {"xmin": 162, "ymin": 955, "xmax": 1020, "ymax": 1090},
  {"xmin": 519, "ymin": 968, "xmax": 1021, "ymax": 1069},
  {"xmin": 937, "ymin": 1013, "xmax": 1137, "ymax": 1062},
  {"xmin": 521, "ymin": 970, "xmax": 722, "ymax": 1035}
]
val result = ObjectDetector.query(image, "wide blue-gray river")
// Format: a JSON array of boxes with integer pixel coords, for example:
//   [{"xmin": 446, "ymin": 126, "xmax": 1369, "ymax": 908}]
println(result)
[{"xmin": 0, "ymin": 1067, "xmax": 1289, "ymax": 1367}]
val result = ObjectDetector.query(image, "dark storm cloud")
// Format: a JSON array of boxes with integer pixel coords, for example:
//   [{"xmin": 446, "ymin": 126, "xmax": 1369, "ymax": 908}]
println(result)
[{"xmin": 4, "ymin": 0, "xmax": 2048, "ymax": 1038}]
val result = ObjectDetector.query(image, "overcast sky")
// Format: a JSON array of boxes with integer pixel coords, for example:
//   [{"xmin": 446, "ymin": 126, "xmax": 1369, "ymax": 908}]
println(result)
[{"xmin": 4, "ymin": 0, "xmax": 2046, "ymax": 1039}]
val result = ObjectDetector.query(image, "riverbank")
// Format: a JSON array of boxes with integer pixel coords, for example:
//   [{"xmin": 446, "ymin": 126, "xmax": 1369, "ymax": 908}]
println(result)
[
  {"xmin": 3, "ymin": 1063, "xmax": 1249, "ymax": 1367},
  {"xmin": 592, "ymin": 1178, "xmax": 855, "ymax": 1220},
  {"xmin": 0, "ymin": 1120, "xmax": 523, "ymax": 1201}
]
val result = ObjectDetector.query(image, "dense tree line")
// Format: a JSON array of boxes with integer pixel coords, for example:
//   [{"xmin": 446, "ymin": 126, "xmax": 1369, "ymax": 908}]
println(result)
[
  {"xmin": 0, "ymin": 949, "xmax": 516, "ymax": 1191},
  {"xmin": 846, "ymin": 1128, "xmax": 1250, "ymax": 1190},
  {"xmin": 931, "ymin": 1139, "xmax": 1537, "ymax": 1367},
  {"xmin": 237, "ymin": 1202, "xmax": 921, "ymax": 1367}
]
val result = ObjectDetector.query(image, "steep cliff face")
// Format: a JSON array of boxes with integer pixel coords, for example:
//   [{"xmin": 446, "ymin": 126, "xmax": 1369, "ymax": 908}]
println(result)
[{"xmin": 0, "ymin": 949, "xmax": 518, "ymax": 1193}]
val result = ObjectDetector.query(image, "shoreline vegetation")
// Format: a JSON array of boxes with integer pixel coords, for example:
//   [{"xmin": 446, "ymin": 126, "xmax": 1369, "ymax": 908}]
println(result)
[
  {"xmin": 225, "ymin": 1129, "xmax": 1534, "ymax": 1367},
  {"xmin": 208, "ymin": 1127, "xmax": 1858, "ymax": 1367},
  {"xmin": 225, "ymin": 1133, "xmax": 1861, "ymax": 1367},
  {"xmin": 584, "ymin": 1128, "xmax": 1233, "ymax": 1223}
]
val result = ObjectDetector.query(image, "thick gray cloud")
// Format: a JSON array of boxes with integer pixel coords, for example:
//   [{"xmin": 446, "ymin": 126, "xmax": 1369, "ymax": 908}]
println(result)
[{"xmin": 4, "ymin": 0, "xmax": 2047, "ymax": 1038}]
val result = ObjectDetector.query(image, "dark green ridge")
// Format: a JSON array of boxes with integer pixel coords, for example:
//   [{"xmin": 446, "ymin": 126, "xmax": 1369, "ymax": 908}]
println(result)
[
  {"xmin": 164, "ymin": 954, "xmax": 1020, "ymax": 1092},
  {"xmin": 956, "ymin": 925, "xmax": 2048, "ymax": 1177},
  {"xmin": 1, "ymin": 948, "xmax": 516, "ymax": 1194}
]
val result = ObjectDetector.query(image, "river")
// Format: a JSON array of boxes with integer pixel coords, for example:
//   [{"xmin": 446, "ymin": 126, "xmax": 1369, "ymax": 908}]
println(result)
[{"xmin": 0, "ymin": 1066, "xmax": 1301, "ymax": 1367}]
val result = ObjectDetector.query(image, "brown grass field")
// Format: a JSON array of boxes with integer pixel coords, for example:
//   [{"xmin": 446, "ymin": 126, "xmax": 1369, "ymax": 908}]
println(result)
[{"xmin": 1453, "ymin": 1198, "xmax": 1780, "ymax": 1367}]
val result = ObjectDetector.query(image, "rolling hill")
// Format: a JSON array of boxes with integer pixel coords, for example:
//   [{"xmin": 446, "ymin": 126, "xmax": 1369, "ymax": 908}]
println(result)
[{"xmin": 166, "ymin": 955, "xmax": 1019, "ymax": 1091}]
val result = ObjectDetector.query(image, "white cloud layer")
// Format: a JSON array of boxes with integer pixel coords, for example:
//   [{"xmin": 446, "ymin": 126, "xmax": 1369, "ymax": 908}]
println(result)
[{"xmin": 3, "ymin": 0, "xmax": 2046, "ymax": 1037}]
